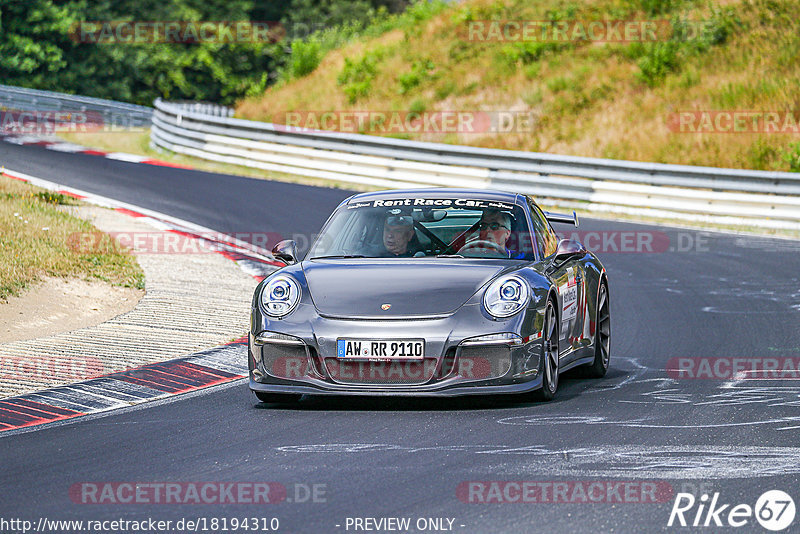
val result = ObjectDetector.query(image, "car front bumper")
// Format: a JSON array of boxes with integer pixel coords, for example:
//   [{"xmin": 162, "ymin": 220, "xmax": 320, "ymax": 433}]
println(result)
[{"xmin": 248, "ymin": 305, "xmax": 546, "ymax": 397}]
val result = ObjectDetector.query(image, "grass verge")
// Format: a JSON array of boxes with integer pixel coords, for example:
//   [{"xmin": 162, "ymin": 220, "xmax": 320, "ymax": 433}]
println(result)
[{"xmin": 0, "ymin": 173, "xmax": 144, "ymax": 300}]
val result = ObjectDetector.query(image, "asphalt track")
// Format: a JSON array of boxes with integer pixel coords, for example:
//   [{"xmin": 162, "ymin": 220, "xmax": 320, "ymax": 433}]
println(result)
[{"xmin": 2, "ymin": 139, "xmax": 800, "ymax": 533}]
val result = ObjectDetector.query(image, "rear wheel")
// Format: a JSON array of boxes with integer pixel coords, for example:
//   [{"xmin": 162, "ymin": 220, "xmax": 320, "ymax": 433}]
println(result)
[
  {"xmin": 533, "ymin": 300, "xmax": 559, "ymax": 401},
  {"xmin": 254, "ymin": 391, "xmax": 302, "ymax": 404},
  {"xmin": 582, "ymin": 281, "xmax": 610, "ymax": 378}
]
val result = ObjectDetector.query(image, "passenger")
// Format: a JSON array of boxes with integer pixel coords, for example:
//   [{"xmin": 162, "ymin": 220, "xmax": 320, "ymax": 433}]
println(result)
[{"xmin": 368, "ymin": 214, "xmax": 416, "ymax": 257}]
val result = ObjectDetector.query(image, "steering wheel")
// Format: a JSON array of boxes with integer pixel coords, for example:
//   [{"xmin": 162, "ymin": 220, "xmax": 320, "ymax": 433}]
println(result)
[{"xmin": 457, "ymin": 240, "xmax": 506, "ymax": 256}]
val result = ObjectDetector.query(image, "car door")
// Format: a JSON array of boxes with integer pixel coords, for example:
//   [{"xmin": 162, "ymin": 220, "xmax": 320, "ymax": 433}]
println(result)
[{"xmin": 528, "ymin": 201, "xmax": 586, "ymax": 360}]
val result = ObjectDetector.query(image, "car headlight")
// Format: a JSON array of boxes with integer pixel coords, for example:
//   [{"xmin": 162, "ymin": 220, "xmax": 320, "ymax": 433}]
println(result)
[
  {"xmin": 260, "ymin": 275, "xmax": 301, "ymax": 317},
  {"xmin": 483, "ymin": 276, "xmax": 530, "ymax": 318}
]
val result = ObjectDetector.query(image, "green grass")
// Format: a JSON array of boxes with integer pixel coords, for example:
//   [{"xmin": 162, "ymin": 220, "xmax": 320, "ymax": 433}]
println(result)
[{"xmin": 0, "ymin": 174, "xmax": 144, "ymax": 300}]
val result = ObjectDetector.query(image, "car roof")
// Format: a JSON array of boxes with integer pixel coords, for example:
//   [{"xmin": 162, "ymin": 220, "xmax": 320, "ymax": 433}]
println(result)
[{"xmin": 345, "ymin": 188, "xmax": 522, "ymax": 205}]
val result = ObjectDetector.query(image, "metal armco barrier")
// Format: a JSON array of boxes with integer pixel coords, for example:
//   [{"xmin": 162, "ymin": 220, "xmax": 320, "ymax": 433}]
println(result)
[
  {"xmin": 0, "ymin": 84, "xmax": 153, "ymax": 129},
  {"xmin": 151, "ymin": 98, "xmax": 799, "ymax": 230}
]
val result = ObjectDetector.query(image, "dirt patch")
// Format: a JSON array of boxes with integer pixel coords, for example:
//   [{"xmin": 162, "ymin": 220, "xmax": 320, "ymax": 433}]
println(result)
[{"xmin": 0, "ymin": 277, "xmax": 143, "ymax": 343}]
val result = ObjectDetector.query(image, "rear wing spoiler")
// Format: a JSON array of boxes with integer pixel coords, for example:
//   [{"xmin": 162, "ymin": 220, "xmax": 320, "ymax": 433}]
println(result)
[{"xmin": 543, "ymin": 210, "xmax": 579, "ymax": 227}]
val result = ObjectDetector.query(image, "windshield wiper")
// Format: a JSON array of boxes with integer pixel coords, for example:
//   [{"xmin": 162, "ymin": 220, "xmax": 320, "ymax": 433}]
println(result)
[
  {"xmin": 435, "ymin": 254, "xmax": 465, "ymax": 258},
  {"xmin": 309, "ymin": 254, "xmax": 367, "ymax": 260}
]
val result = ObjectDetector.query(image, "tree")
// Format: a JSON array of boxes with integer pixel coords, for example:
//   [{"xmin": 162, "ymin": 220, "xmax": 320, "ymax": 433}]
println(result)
[
  {"xmin": 0, "ymin": 0, "xmax": 410, "ymax": 105},
  {"xmin": 0, "ymin": 0, "xmax": 76, "ymax": 88}
]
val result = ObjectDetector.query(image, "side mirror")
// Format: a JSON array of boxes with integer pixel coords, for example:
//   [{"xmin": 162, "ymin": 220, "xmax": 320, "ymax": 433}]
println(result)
[
  {"xmin": 554, "ymin": 238, "xmax": 586, "ymax": 263},
  {"xmin": 272, "ymin": 239, "xmax": 298, "ymax": 265}
]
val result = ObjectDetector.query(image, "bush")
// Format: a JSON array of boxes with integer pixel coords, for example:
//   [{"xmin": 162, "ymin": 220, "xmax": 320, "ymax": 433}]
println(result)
[
  {"xmin": 448, "ymin": 40, "xmax": 478, "ymax": 62},
  {"xmin": 545, "ymin": 3, "xmax": 579, "ymax": 22},
  {"xmin": 408, "ymin": 98, "xmax": 426, "ymax": 114},
  {"xmin": 546, "ymin": 76, "xmax": 570, "ymax": 93},
  {"xmin": 634, "ymin": 8, "xmax": 741, "ymax": 87},
  {"xmin": 747, "ymin": 139, "xmax": 782, "ymax": 170},
  {"xmin": 636, "ymin": 41, "xmax": 680, "ymax": 86},
  {"xmin": 288, "ymin": 39, "xmax": 322, "ymax": 78},
  {"xmin": 397, "ymin": 59, "xmax": 435, "ymax": 94},
  {"xmin": 337, "ymin": 48, "xmax": 384, "ymax": 103},
  {"xmin": 395, "ymin": 0, "xmax": 450, "ymax": 36},
  {"xmin": 785, "ymin": 142, "xmax": 800, "ymax": 172},
  {"xmin": 500, "ymin": 41, "xmax": 566, "ymax": 66},
  {"xmin": 633, "ymin": 0, "xmax": 679, "ymax": 16},
  {"xmin": 672, "ymin": 8, "xmax": 742, "ymax": 51},
  {"xmin": 434, "ymin": 80, "xmax": 456, "ymax": 100}
]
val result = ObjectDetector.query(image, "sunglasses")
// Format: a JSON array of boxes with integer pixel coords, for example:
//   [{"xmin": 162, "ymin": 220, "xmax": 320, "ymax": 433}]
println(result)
[{"xmin": 478, "ymin": 221, "xmax": 510, "ymax": 231}]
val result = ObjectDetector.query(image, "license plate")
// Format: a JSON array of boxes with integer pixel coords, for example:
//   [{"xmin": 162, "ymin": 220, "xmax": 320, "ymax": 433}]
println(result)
[{"xmin": 337, "ymin": 339, "xmax": 424, "ymax": 360}]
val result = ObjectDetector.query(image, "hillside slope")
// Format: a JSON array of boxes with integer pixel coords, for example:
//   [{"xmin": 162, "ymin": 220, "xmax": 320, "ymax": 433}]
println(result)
[{"xmin": 237, "ymin": 0, "xmax": 800, "ymax": 171}]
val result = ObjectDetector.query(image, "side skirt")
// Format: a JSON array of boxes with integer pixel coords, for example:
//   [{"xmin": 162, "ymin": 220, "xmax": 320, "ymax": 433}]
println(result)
[{"xmin": 558, "ymin": 355, "xmax": 596, "ymax": 374}]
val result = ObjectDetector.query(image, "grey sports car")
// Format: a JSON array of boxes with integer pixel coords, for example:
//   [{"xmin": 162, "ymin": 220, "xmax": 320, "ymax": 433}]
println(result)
[{"xmin": 249, "ymin": 188, "xmax": 610, "ymax": 403}]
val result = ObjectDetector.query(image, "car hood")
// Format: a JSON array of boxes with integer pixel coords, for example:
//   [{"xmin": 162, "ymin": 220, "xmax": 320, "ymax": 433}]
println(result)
[{"xmin": 302, "ymin": 259, "xmax": 516, "ymax": 317}]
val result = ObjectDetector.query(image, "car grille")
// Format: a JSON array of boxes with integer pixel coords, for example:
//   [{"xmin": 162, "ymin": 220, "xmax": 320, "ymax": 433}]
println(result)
[
  {"xmin": 323, "ymin": 358, "xmax": 439, "ymax": 385},
  {"xmin": 261, "ymin": 344, "xmax": 311, "ymax": 379},
  {"xmin": 455, "ymin": 345, "xmax": 513, "ymax": 382}
]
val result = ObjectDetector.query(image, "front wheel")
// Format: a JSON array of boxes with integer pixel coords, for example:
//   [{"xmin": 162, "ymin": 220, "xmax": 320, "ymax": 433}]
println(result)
[
  {"xmin": 533, "ymin": 300, "xmax": 559, "ymax": 401},
  {"xmin": 254, "ymin": 391, "xmax": 302, "ymax": 404},
  {"xmin": 582, "ymin": 281, "xmax": 610, "ymax": 378}
]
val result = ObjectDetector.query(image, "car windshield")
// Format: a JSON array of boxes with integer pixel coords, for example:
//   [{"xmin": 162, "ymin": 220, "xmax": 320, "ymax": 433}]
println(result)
[{"xmin": 307, "ymin": 197, "xmax": 536, "ymax": 260}]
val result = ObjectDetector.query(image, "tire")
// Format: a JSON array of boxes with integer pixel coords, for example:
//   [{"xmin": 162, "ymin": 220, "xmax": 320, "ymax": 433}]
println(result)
[
  {"xmin": 533, "ymin": 299, "xmax": 559, "ymax": 401},
  {"xmin": 582, "ymin": 281, "xmax": 610, "ymax": 378},
  {"xmin": 254, "ymin": 391, "xmax": 302, "ymax": 404}
]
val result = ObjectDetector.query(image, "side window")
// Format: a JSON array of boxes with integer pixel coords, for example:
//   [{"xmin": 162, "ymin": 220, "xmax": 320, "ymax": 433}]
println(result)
[
  {"xmin": 505, "ymin": 205, "xmax": 535, "ymax": 258},
  {"xmin": 528, "ymin": 200, "xmax": 558, "ymax": 257}
]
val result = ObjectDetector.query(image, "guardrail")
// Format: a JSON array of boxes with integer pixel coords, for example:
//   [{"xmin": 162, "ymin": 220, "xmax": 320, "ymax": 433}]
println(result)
[
  {"xmin": 150, "ymin": 98, "xmax": 799, "ymax": 230},
  {"xmin": 0, "ymin": 84, "xmax": 152, "ymax": 129}
]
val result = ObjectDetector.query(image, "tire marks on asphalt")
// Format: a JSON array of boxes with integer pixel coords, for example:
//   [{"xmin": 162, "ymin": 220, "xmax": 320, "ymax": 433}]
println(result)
[{"xmin": 273, "ymin": 443, "xmax": 800, "ymax": 479}]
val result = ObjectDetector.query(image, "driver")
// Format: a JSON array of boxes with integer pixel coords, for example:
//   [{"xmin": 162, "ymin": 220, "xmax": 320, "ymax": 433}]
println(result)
[
  {"xmin": 466, "ymin": 209, "xmax": 526, "ymax": 259},
  {"xmin": 478, "ymin": 209, "xmax": 512, "ymax": 252},
  {"xmin": 368, "ymin": 214, "xmax": 416, "ymax": 257}
]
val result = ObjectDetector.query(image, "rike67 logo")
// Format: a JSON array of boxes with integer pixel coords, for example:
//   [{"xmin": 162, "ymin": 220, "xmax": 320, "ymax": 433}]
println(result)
[{"xmin": 668, "ymin": 490, "xmax": 795, "ymax": 531}]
